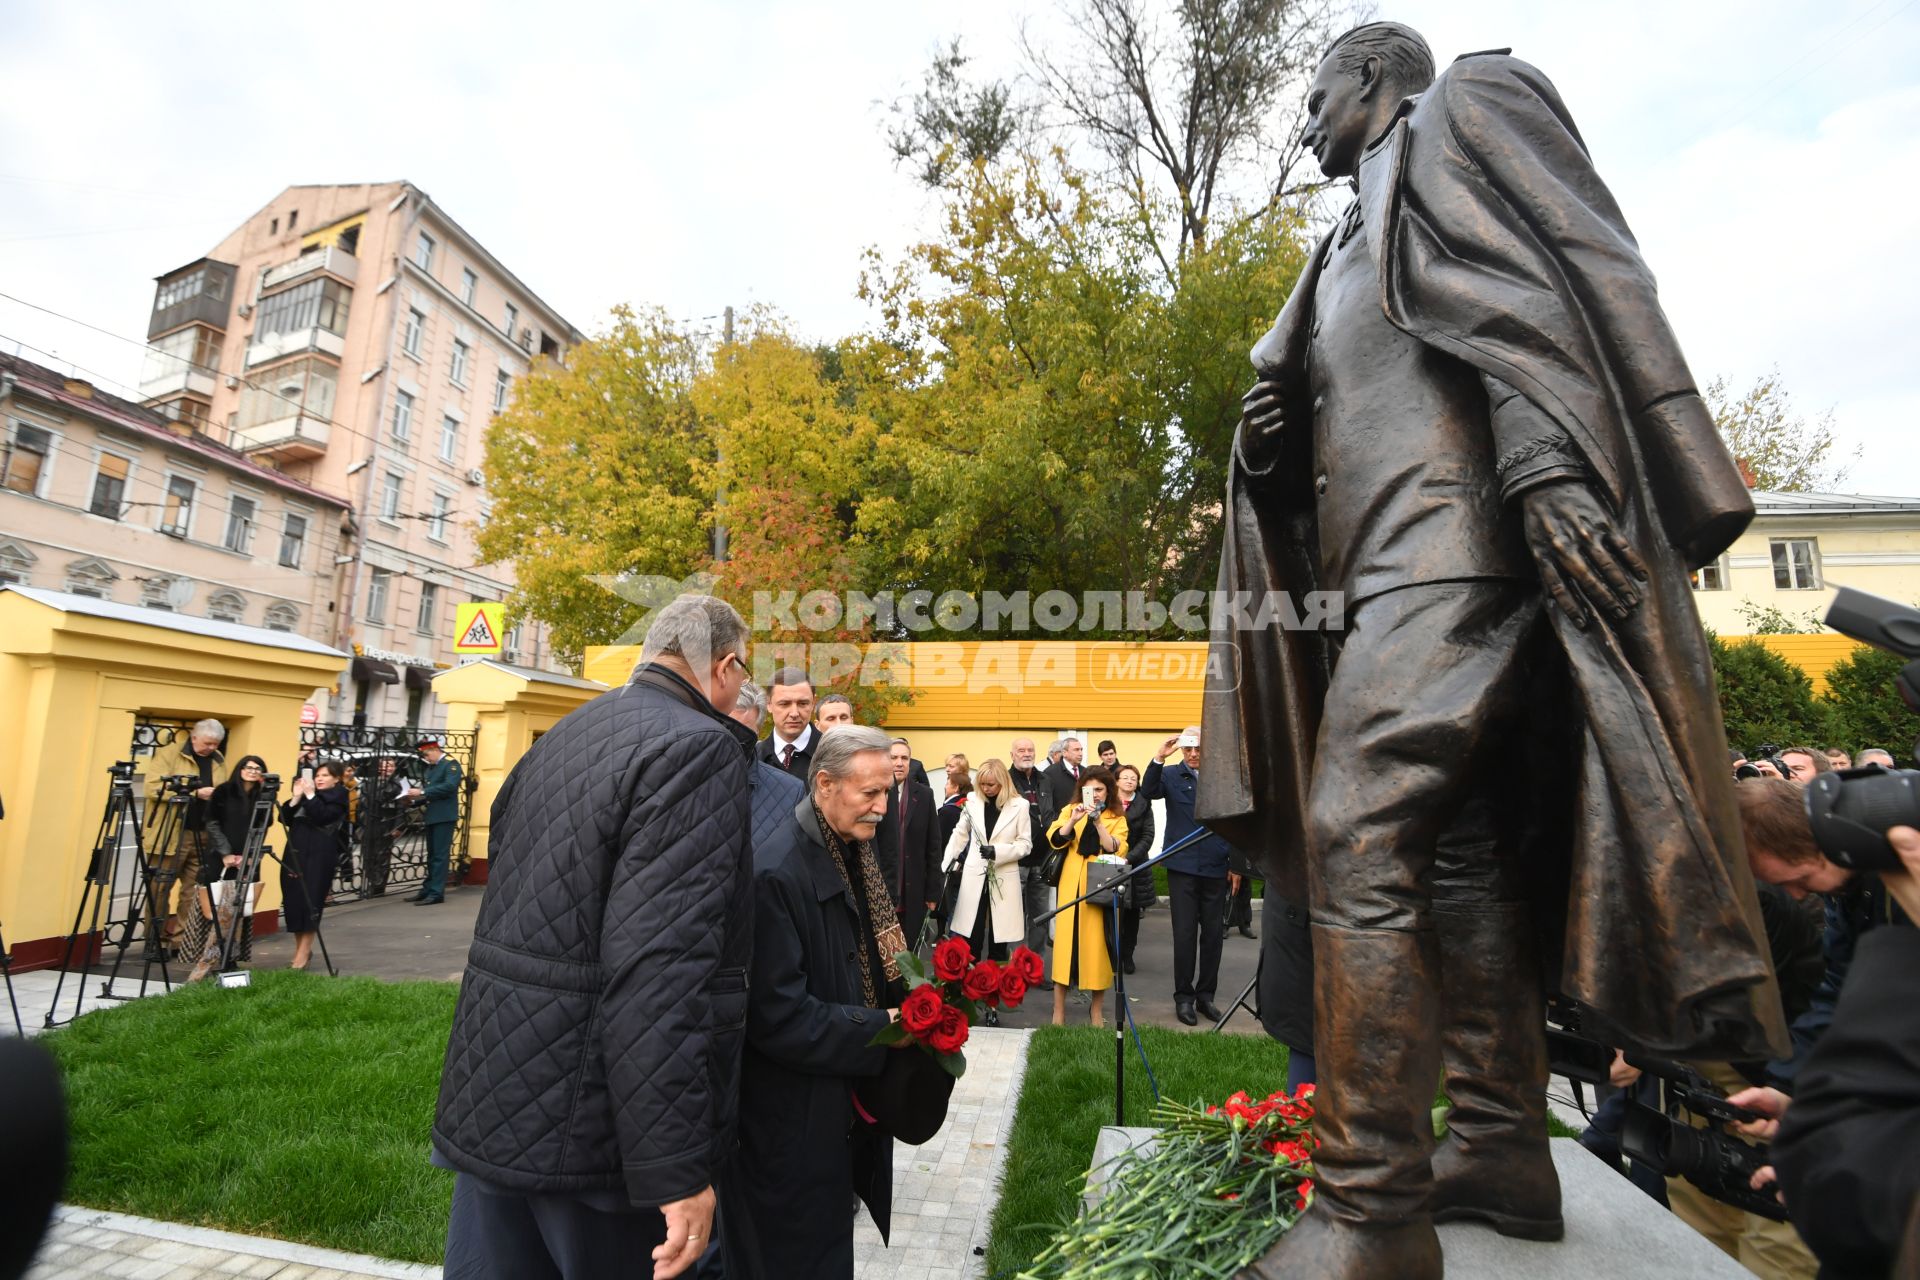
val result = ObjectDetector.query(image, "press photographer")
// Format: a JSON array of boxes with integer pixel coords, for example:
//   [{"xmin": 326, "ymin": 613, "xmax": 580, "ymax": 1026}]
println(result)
[{"xmin": 142, "ymin": 718, "xmax": 226, "ymax": 955}]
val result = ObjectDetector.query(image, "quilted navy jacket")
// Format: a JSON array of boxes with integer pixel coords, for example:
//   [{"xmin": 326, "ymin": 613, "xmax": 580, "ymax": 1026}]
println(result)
[{"xmin": 432, "ymin": 663, "xmax": 757, "ymax": 1207}]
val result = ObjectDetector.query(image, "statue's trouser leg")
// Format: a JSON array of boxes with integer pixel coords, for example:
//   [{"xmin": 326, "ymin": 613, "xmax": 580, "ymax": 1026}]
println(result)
[{"xmin": 1241, "ymin": 581, "xmax": 1539, "ymax": 1280}]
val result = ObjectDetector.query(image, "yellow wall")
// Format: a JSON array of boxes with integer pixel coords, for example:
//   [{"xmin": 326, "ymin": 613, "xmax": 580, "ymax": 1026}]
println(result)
[
  {"xmin": 0, "ymin": 592, "xmax": 348, "ymax": 962},
  {"xmin": 1692, "ymin": 514, "xmax": 1920, "ymax": 635}
]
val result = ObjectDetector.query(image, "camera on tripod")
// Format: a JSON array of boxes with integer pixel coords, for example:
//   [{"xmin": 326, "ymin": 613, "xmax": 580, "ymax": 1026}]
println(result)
[
  {"xmin": 157, "ymin": 774, "xmax": 200, "ymax": 796},
  {"xmin": 1802, "ymin": 587, "xmax": 1920, "ymax": 871},
  {"xmin": 1546, "ymin": 1000, "xmax": 1785, "ymax": 1221}
]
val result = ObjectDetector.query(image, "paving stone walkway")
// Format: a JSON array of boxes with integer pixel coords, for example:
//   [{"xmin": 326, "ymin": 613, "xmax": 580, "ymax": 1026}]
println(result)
[{"xmin": 25, "ymin": 1206, "xmax": 436, "ymax": 1280}]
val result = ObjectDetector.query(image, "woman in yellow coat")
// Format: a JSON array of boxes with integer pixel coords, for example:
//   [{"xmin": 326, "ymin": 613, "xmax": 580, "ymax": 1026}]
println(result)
[{"xmin": 1044, "ymin": 767, "xmax": 1130, "ymax": 1027}]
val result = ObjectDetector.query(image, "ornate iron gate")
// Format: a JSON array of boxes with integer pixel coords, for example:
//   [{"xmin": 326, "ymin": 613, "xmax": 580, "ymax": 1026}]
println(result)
[{"xmin": 296, "ymin": 723, "xmax": 479, "ymax": 903}]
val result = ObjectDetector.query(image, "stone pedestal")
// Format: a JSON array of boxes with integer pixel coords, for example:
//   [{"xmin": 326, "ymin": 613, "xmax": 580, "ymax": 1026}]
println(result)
[{"xmin": 1085, "ymin": 1130, "xmax": 1753, "ymax": 1277}]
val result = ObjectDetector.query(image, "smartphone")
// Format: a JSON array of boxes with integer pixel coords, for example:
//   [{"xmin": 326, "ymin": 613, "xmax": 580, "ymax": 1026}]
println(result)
[
  {"xmin": 1176, "ymin": 734, "xmax": 1199, "ymax": 748},
  {"xmin": 300, "ymin": 766, "xmax": 315, "ymax": 782},
  {"xmin": 1082, "ymin": 784, "xmax": 1098, "ymax": 807}
]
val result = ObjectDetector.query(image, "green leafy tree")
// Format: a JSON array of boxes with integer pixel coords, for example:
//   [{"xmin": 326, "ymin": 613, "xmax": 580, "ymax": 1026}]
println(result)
[
  {"xmin": 1732, "ymin": 600, "xmax": 1826, "ymax": 635},
  {"xmin": 1817, "ymin": 645, "xmax": 1920, "ymax": 758},
  {"xmin": 1708, "ymin": 632, "xmax": 1828, "ymax": 752},
  {"xmin": 1706, "ymin": 369, "xmax": 1857, "ymax": 493},
  {"xmin": 478, "ymin": 306, "xmax": 706, "ymax": 664}
]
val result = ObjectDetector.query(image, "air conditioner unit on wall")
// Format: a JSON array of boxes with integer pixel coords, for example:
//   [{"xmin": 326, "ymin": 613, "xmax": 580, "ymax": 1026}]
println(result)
[
  {"xmin": 237, "ymin": 303, "xmax": 253, "ymax": 318},
  {"xmin": 465, "ymin": 468, "xmax": 485, "ymax": 486}
]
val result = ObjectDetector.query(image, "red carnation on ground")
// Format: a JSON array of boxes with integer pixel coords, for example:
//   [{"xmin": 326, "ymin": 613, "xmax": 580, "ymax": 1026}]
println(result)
[
  {"xmin": 927, "ymin": 1004, "xmax": 969, "ymax": 1054},
  {"xmin": 1294, "ymin": 1178, "xmax": 1315, "ymax": 1211},
  {"xmin": 899, "ymin": 985, "xmax": 944, "ymax": 1038},
  {"xmin": 1009, "ymin": 945, "xmax": 1044, "ymax": 984},
  {"xmin": 962, "ymin": 959, "xmax": 1003, "ymax": 1005},
  {"xmin": 932, "ymin": 936, "xmax": 974, "ymax": 982},
  {"xmin": 997, "ymin": 969, "xmax": 1029, "ymax": 1008}
]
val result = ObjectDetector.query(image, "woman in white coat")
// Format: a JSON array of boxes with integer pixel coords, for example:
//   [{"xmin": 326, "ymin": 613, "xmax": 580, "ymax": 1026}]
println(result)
[{"xmin": 941, "ymin": 758, "xmax": 1031, "ymax": 1019}]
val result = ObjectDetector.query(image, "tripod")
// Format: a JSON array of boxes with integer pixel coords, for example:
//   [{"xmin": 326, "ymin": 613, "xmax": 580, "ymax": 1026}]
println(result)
[
  {"xmin": 44, "ymin": 763, "xmax": 175, "ymax": 1028},
  {"xmin": 187, "ymin": 777, "xmax": 280, "ymax": 983},
  {"xmin": 1, "ymin": 916, "xmax": 21, "ymax": 1035},
  {"xmin": 1211, "ymin": 949, "xmax": 1262, "ymax": 1033},
  {"xmin": 1036, "ymin": 826, "xmax": 1212, "ymax": 1124},
  {"xmin": 97, "ymin": 783, "xmax": 197, "ymax": 1004}
]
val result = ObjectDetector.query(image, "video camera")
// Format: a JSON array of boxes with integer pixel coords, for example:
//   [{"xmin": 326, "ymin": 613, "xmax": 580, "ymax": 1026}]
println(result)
[
  {"xmin": 1735, "ymin": 743, "xmax": 1791, "ymax": 781},
  {"xmin": 1803, "ymin": 587, "xmax": 1920, "ymax": 871},
  {"xmin": 156, "ymin": 774, "xmax": 201, "ymax": 796},
  {"xmin": 1546, "ymin": 1000, "xmax": 1786, "ymax": 1222}
]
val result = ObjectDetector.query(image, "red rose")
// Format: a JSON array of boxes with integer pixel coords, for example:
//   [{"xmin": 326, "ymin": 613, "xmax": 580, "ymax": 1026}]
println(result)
[
  {"xmin": 962, "ymin": 959, "xmax": 1003, "ymax": 1004},
  {"xmin": 998, "ymin": 969, "xmax": 1029, "ymax": 1008},
  {"xmin": 899, "ymin": 985, "xmax": 944, "ymax": 1038},
  {"xmin": 932, "ymin": 936, "xmax": 973, "ymax": 983},
  {"xmin": 927, "ymin": 1004, "xmax": 969, "ymax": 1055},
  {"xmin": 1009, "ymin": 946, "xmax": 1044, "ymax": 984}
]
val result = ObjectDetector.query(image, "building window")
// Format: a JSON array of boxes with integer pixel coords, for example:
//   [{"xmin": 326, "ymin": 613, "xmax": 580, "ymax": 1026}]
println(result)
[
  {"xmin": 367, "ymin": 568, "xmax": 391, "ymax": 624},
  {"xmin": 159, "ymin": 475, "xmax": 196, "ymax": 536},
  {"xmin": 1770, "ymin": 539, "xmax": 1821, "ymax": 591},
  {"xmin": 380, "ymin": 471, "xmax": 404, "ymax": 522},
  {"xmin": 427, "ymin": 492, "xmax": 451, "ymax": 542},
  {"xmin": 461, "ymin": 268, "xmax": 478, "ymax": 307},
  {"xmin": 279, "ymin": 512, "xmax": 308, "ymax": 568},
  {"xmin": 439, "ymin": 415, "xmax": 460, "ymax": 462},
  {"xmin": 235, "ymin": 357, "xmax": 336, "ymax": 433},
  {"xmin": 65, "ymin": 558, "xmax": 117, "ymax": 599},
  {"xmin": 403, "ymin": 308, "xmax": 425, "ymax": 356},
  {"xmin": 416, "ymin": 581, "xmax": 440, "ymax": 634},
  {"xmin": 155, "ymin": 268, "xmax": 224, "ymax": 310},
  {"xmin": 1690, "ymin": 556, "xmax": 1728, "ymax": 591},
  {"xmin": 0, "ymin": 540, "xmax": 34, "ymax": 586},
  {"xmin": 263, "ymin": 602, "xmax": 299, "ymax": 632},
  {"xmin": 449, "ymin": 339, "xmax": 469, "ymax": 386},
  {"xmin": 90, "ymin": 452, "xmax": 131, "ymax": 519},
  {"xmin": 3, "ymin": 424, "xmax": 52, "ymax": 495},
  {"xmin": 207, "ymin": 590, "xmax": 246, "ymax": 623},
  {"xmin": 224, "ymin": 494, "xmax": 257, "ymax": 553},
  {"xmin": 141, "ymin": 576, "xmax": 178, "ymax": 611},
  {"xmin": 493, "ymin": 369, "xmax": 511, "ymax": 413},
  {"xmin": 503, "ymin": 302, "xmax": 519, "ymax": 339},
  {"xmin": 392, "ymin": 390, "xmax": 414, "ymax": 442},
  {"xmin": 416, "ymin": 232, "xmax": 436, "ymax": 271},
  {"xmin": 253, "ymin": 277, "xmax": 351, "ymax": 338}
]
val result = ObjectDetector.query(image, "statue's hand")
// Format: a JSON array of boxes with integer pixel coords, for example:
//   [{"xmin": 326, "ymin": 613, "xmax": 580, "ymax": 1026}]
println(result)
[
  {"xmin": 1238, "ymin": 379, "xmax": 1287, "ymax": 469},
  {"xmin": 1519, "ymin": 480, "xmax": 1648, "ymax": 629}
]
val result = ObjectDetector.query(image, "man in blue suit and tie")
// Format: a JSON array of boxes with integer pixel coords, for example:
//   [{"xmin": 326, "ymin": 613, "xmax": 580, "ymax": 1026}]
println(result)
[{"xmin": 1144, "ymin": 726, "xmax": 1234, "ymax": 1025}]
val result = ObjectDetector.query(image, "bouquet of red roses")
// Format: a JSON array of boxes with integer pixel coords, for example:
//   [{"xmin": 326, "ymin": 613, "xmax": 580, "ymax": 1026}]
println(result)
[{"xmin": 870, "ymin": 936, "xmax": 1044, "ymax": 1078}]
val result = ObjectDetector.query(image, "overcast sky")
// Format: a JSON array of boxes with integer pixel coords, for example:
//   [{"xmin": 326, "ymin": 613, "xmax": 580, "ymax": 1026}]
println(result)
[{"xmin": 4, "ymin": 1, "xmax": 1916, "ymax": 493}]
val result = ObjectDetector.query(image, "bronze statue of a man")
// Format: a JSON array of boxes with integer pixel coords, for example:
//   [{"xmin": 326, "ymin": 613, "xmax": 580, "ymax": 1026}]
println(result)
[{"xmin": 1194, "ymin": 22, "xmax": 1789, "ymax": 1278}]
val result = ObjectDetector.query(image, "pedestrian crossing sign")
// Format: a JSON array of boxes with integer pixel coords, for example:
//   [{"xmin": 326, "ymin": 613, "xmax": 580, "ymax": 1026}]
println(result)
[{"xmin": 454, "ymin": 602, "xmax": 506, "ymax": 654}]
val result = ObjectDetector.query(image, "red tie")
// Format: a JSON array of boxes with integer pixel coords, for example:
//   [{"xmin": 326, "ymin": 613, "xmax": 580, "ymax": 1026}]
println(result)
[{"xmin": 781, "ymin": 744, "xmax": 794, "ymax": 770}]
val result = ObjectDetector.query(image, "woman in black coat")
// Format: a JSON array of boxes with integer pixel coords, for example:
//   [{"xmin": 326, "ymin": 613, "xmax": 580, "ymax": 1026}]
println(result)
[
  {"xmin": 192, "ymin": 754, "xmax": 271, "ymax": 964},
  {"xmin": 279, "ymin": 759, "xmax": 348, "ymax": 970},
  {"xmin": 1116, "ymin": 765, "xmax": 1156, "ymax": 975}
]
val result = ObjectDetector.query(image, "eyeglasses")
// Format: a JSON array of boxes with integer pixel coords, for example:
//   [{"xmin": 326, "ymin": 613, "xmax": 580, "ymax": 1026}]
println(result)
[{"xmin": 241, "ymin": 765, "xmax": 264, "ymax": 773}]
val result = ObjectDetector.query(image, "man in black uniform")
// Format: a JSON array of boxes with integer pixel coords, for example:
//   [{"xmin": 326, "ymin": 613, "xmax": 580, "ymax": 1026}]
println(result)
[{"xmin": 1202, "ymin": 23, "xmax": 1785, "ymax": 1278}]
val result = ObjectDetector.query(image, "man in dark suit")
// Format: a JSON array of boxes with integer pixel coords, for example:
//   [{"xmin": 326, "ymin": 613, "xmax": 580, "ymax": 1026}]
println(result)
[
  {"xmin": 732, "ymin": 726, "xmax": 903, "ymax": 1279},
  {"xmin": 1143, "ymin": 726, "xmax": 1232, "ymax": 1026},
  {"xmin": 755, "ymin": 667, "xmax": 817, "ymax": 777},
  {"xmin": 876, "ymin": 736, "xmax": 942, "ymax": 946},
  {"xmin": 1040, "ymin": 736, "xmax": 1084, "ymax": 830},
  {"xmin": 1008, "ymin": 737, "xmax": 1055, "ymax": 988}
]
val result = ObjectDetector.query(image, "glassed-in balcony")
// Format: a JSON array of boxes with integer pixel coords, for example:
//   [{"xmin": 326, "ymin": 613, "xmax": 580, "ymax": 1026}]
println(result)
[
  {"xmin": 233, "ymin": 356, "xmax": 337, "ymax": 461},
  {"xmin": 245, "ymin": 276, "xmax": 352, "ymax": 369},
  {"xmin": 260, "ymin": 244, "xmax": 359, "ymax": 293},
  {"xmin": 139, "ymin": 324, "xmax": 221, "ymax": 400}
]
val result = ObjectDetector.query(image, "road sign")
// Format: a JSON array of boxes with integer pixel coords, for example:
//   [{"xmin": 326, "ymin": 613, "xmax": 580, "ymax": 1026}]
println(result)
[{"xmin": 454, "ymin": 602, "xmax": 506, "ymax": 654}]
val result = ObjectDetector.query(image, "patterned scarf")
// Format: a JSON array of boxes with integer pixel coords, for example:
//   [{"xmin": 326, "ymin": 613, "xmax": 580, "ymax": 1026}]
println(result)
[{"xmin": 812, "ymin": 801, "xmax": 907, "ymax": 1006}]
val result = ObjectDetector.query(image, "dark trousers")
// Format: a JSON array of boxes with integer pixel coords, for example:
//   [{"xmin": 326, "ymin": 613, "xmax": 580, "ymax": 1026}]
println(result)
[
  {"xmin": 1020, "ymin": 865, "xmax": 1052, "ymax": 978},
  {"xmin": 1118, "ymin": 904, "xmax": 1142, "ymax": 964},
  {"xmin": 423, "ymin": 821, "xmax": 454, "ymax": 898},
  {"xmin": 1167, "ymin": 870, "xmax": 1227, "ymax": 1001},
  {"xmin": 443, "ymin": 1173, "xmax": 667, "ymax": 1280},
  {"xmin": 1223, "ymin": 874, "xmax": 1254, "ymax": 930}
]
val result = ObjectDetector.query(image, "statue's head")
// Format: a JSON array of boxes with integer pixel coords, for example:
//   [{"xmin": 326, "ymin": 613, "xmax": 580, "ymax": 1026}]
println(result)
[{"xmin": 1303, "ymin": 22, "xmax": 1435, "ymax": 179}]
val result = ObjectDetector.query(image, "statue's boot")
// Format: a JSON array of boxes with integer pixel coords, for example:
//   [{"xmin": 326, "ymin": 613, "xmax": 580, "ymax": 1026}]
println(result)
[
  {"xmin": 1428, "ymin": 900, "xmax": 1564, "ymax": 1240},
  {"xmin": 1239, "ymin": 924, "xmax": 1443, "ymax": 1280}
]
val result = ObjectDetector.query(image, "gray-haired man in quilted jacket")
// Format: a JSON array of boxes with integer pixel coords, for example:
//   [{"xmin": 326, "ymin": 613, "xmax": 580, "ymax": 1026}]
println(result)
[{"xmin": 432, "ymin": 595, "xmax": 757, "ymax": 1280}]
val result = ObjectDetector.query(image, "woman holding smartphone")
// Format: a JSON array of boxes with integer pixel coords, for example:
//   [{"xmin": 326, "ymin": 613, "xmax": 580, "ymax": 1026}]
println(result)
[
  {"xmin": 1045, "ymin": 767, "xmax": 1130, "ymax": 1026},
  {"xmin": 280, "ymin": 759, "xmax": 348, "ymax": 970}
]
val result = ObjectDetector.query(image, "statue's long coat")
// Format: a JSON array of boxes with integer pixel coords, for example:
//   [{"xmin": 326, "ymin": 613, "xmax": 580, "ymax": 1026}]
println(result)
[{"xmin": 1197, "ymin": 51, "xmax": 1788, "ymax": 1059}]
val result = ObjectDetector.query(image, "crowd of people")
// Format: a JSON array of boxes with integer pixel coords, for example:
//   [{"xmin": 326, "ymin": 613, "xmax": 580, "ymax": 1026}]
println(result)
[
  {"xmin": 1568, "ymin": 737, "xmax": 1919, "ymax": 1279},
  {"xmin": 430, "ymin": 597, "xmax": 1295, "ymax": 1280},
  {"xmin": 138, "ymin": 720, "xmax": 467, "ymax": 976}
]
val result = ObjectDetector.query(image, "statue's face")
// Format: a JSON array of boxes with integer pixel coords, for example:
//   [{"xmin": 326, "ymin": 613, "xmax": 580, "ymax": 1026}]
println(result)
[{"xmin": 1302, "ymin": 56, "xmax": 1376, "ymax": 180}]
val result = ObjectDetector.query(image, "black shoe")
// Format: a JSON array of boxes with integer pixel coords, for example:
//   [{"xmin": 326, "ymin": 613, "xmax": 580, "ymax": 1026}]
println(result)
[
  {"xmin": 1176, "ymin": 999, "xmax": 1197, "ymax": 1026},
  {"xmin": 1238, "ymin": 927, "xmax": 1259, "ymax": 940},
  {"xmin": 403, "ymin": 891, "xmax": 426, "ymax": 902},
  {"xmin": 984, "ymin": 1006, "xmax": 1000, "ymax": 1027},
  {"xmin": 1122, "ymin": 957, "xmax": 1136, "ymax": 975},
  {"xmin": 1196, "ymin": 999, "xmax": 1224, "ymax": 1022},
  {"xmin": 411, "ymin": 895, "xmax": 445, "ymax": 906}
]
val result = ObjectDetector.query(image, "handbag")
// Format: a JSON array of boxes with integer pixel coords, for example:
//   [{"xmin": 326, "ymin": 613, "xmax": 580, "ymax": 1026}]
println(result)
[{"xmin": 1040, "ymin": 826, "xmax": 1071, "ymax": 888}]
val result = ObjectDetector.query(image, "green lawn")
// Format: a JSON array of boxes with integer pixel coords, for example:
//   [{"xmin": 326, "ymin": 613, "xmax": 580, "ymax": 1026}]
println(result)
[
  {"xmin": 43, "ymin": 971, "xmax": 456, "ymax": 1264},
  {"xmin": 986, "ymin": 1025, "xmax": 1293, "ymax": 1275}
]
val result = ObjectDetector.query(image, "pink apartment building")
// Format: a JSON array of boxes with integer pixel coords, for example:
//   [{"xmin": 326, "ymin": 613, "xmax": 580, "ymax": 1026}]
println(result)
[{"xmin": 135, "ymin": 182, "xmax": 581, "ymax": 727}]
